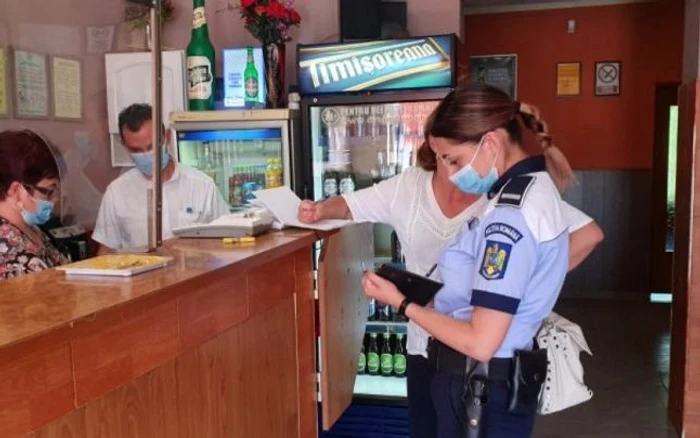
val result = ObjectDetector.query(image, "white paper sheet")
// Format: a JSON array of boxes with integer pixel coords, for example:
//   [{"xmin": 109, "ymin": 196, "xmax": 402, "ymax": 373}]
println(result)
[{"xmin": 252, "ymin": 186, "xmax": 351, "ymax": 231}]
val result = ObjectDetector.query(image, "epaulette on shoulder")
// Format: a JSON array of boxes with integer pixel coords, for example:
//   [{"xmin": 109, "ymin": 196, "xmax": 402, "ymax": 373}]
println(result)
[{"xmin": 496, "ymin": 175, "xmax": 535, "ymax": 208}]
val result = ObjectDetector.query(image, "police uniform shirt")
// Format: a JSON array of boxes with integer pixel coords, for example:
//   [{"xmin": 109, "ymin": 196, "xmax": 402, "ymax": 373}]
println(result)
[
  {"xmin": 93, "ymin": 164, "xmax": 230, "ymax": 252},
  {"xmin": 343, "ymin": 167, "xmax": 489, "ymax": 358},
  {"xmin": 344, "ymin": 165, "xmax": 592, "ymax": 358},
  {"xmin": 435, "ymin": 156, "xmax": 569, "ymax": 358}
]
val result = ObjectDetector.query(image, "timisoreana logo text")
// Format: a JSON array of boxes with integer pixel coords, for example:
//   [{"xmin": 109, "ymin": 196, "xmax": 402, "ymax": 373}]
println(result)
[{"xmin": 299, "ymin": 37, "xmax": 451, "ymax": 93}]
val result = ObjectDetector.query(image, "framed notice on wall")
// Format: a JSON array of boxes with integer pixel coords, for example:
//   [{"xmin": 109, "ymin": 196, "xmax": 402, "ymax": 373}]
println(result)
[
  {"xmin": 469, "ymin": 54, "xmax": 518, "ymax": 99},
  {"xmin": 595, "ymin": 61, "xmax": 621, "ymax": 96},
  {"xmin": 51, "ymin": 56, "xmax": 83, "ymax": 120},
  {"xmin": 0, "ymin": 47, "xmax": 9, "ymax": 118},
  {"xmin": 13, "ymin": 49, "xmax": 49, "ymax": 119},
  {"xmin": 556, "ymin": 62, "xmax": 581, "ymax": 97}
]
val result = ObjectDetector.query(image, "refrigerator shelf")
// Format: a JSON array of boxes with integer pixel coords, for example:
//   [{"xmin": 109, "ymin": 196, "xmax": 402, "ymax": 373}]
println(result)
[
  {"xmin": 354, "ymin": 374, "xmax": 407, "ymax": 398},
  {"xmin": 366, "ymin": 321, "xmax": 407, "ymax": 327}
]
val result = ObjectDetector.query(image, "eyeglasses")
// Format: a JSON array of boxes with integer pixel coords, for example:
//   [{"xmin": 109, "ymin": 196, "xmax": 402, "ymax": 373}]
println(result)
[{"xmin": 23, "ymin": 184, "xmax": 58, "ymax": 199}]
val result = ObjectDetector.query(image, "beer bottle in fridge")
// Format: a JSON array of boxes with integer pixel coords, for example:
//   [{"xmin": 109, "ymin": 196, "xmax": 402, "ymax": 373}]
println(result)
[
  {"xmin": 338, "ymin": 170, "xmax": 356, "ymax": 195},
  {"xmin": 380, "ymin": 332, "xmax": 393, "ymax": 377},
  {"xmin": 186, "ymin": 0, "xmax": 215, "ymax": 110},
  {"xmin": 357, "ymin": 342, "xmax": 367, "ymax": 374},
  {"xmin": 323, "ymin": 169, "xmax": 338, "ymax": 199},
  {"xmin": 367, "ymin": 333, "xmax": 380, "ymax": 375},
  {"xmin": 393, "ymin": 333, "xmax": 407, "ymax": 377}
]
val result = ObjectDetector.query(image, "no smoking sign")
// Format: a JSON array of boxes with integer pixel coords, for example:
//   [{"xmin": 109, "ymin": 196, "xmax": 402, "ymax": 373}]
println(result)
[{"xmin": 595, "ymin": 61, "xmax": 621, "ymax": 96}]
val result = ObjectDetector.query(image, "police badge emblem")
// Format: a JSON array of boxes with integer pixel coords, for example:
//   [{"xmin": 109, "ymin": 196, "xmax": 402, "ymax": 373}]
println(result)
[{"xmin": 480, "ymin": 240, "xmax": 512, "ymax": 280}]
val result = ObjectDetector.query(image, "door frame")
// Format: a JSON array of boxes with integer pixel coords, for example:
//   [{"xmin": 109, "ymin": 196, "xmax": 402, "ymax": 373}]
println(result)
[{"xmin": 651, "ymin": 82, "xmax": 679, "ymax": 293}]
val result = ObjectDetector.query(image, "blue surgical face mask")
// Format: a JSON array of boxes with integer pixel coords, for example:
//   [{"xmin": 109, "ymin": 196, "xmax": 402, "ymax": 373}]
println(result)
[
  {"xmin": 449, "ymin": 137, "xmax": 499, "ymax": 194},
  {"xmin": 21, "ymin": 188, "xmax": 54, "ymax": 226},
  {"xmin": 130, "ymin": 146, "xmax": 171, "ymax": 176}
]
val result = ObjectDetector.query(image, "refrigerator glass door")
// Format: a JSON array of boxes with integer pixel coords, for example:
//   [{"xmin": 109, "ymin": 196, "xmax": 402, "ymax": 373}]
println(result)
[
  {"xmin": 176, "ymin": 126, "xmax": 287, "ymax": 210},
  {"xmin": 308, "ymin": 100, "xmax": 440, "ymax": 400}
]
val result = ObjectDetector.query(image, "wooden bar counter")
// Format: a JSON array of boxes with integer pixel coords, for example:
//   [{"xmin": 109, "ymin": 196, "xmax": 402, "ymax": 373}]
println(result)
[{"xmin": 0, "ymin": 225, "xmax": 373, "ymax": 438}]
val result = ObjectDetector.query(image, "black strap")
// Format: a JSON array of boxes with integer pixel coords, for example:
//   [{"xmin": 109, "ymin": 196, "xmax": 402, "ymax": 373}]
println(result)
[{"xmin": 398, "ymin": 298, "xmax": 411, "ymax": 317}]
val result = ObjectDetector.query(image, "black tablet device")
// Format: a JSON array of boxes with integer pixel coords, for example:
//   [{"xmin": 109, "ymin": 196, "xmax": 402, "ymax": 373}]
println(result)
[{"xmin": 374, "ymin": 264, "xmax": 444, "ymax": 307}]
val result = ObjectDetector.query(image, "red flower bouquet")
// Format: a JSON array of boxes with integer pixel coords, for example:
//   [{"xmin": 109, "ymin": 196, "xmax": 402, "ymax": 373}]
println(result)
[{"xmin": 239, "ymin": 0, "xmax": 301, "ymax": 44}]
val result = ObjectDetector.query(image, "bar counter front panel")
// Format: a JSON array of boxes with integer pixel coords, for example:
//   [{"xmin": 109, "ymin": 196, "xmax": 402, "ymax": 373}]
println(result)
[{"xmin": 0, "ymin": 225, "xmax": 372, "ymax": 438}]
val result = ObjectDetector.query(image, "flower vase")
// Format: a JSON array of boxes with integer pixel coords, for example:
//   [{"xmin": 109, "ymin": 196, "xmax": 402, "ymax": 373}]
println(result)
[{"xmin": 262, "ymin": 42, "xmax": 286, "ymax": 108}]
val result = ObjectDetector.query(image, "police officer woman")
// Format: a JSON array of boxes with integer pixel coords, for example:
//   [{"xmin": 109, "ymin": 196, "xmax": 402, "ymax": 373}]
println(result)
[{"xmin": 362, "ymin": 84, "xmax": 576, "ymax": 438}]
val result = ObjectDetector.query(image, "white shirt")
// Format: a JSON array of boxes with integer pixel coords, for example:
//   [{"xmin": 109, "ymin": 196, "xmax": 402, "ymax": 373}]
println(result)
[
  {"xmin": 93, "ymin": 164, "xmax": 230, "ymax": 252},
  {"xmin": 343, "ymin": 167, "xmax": 593, "ymax": 358}
]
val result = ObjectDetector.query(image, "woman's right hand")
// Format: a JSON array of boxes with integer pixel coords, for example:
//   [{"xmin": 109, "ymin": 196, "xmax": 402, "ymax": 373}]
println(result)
[{"xmin": 298, "ymin": 200, "xmax": 322, "ymax": 223}]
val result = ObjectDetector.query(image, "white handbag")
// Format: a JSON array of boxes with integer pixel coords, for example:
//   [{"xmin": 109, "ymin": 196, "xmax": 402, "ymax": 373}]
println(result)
[{"xmin": 536, "ymin": 312, "xmax": 594, "ymax": 415}]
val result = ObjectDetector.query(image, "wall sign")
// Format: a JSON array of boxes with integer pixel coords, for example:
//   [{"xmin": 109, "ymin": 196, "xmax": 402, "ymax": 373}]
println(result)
[
  {"xmin": 297, "ymin": 34, "xmax": 456, "ymax": 95},
  {"xmin": 52, "ymin": 56, "xmax": 83, "ymax": 121},
  {"xmin": 469, "ymin": 54, "xmax": 517, "ymax": 99},
  {"xmin": 556, "ymin": 62, "xmax": 581, "ymax": 97},
  {"xmin": 0, "ymin": 47, "xmax": 9, "ymax": 118},
  {"xmin": 595, "ymin": 61, "xmax": 621, "ymax": 96},
  {"xmin": 13, "ymin": 49, "xmax": 49, "ymax": 119}
]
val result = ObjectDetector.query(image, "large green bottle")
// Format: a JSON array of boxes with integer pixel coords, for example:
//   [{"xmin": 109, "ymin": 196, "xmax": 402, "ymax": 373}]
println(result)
[
  {"xmin": 186, "ymin": 0, "xmax": 215, "ymax": 111},
  {"xmin": 243, "ymin": 46, "xmax": 259, "ymax": 105}
]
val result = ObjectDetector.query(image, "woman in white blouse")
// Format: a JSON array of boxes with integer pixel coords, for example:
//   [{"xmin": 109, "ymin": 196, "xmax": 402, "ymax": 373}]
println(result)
[{"xmin": 298, "ymin": 113, "xmax": 603, "ymax": 438}]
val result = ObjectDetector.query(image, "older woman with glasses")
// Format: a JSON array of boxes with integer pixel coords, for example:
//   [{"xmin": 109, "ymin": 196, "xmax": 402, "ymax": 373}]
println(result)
[{"xmin": 0, "ymin": 130, "xmax": 66, "ymax": 280}]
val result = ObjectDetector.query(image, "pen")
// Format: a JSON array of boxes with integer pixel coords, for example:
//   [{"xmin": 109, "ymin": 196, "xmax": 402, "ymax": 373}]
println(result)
[
  {"xmin": 222, "ymin": 237, "xmax": 256, "ymax": 244},
  {"xmin": 425, "ymin": 264, "xmax": 438, "ymax": 278}
]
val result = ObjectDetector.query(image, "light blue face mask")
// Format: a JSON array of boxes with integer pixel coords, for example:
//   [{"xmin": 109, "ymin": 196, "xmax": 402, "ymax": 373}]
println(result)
[
  {"xmin": 21, "ymin": 187, "xmax": 54, "ymax": 226},
  {"xmin": 130, "ymin": 146, "xmax": 171, "ymax": 176},
  {"xmin": 449, "ymin": 137, "xmax": 499, "ymax": 194}
]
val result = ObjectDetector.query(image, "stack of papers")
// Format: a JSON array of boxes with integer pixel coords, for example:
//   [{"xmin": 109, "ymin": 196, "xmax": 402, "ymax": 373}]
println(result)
[{"xmin": 252, "ymin": 187, "xmax": 352, "ymax": 231}]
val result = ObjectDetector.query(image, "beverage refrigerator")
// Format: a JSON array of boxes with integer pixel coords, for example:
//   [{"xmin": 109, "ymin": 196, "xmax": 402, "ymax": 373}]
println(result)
[
  {"xmin": 297, "ymin": 34, "xmax": 458, "ymax": 418},
  {"xmin": 169, "ymin": 109, "xmax": 304, "ymax": 209}
]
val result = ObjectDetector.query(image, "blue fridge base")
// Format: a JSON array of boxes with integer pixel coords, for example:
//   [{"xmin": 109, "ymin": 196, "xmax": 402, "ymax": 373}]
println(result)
[{"xmin": 318, "ymin": 402, "xmax": 409, "ymax": 438}]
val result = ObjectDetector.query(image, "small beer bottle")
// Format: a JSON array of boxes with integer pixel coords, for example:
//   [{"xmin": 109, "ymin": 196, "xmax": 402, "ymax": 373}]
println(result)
[
  {"xmin": 244, "ymin": 46, "xmax": 259, "ymax": 105},
  {"xmin": 380, "ymin": 332, "xmax": 393, "ymax": 377},
  {"xmin": 367, "ymin": 333, "xmax": 380, "ymax": 375},
  {"xmin": 186, "ymin": 0, "xmax": 216, "ymax": 111},
  {"xmin": 393, "ymin": 333, "xmax": 407, "ymax": 377}
]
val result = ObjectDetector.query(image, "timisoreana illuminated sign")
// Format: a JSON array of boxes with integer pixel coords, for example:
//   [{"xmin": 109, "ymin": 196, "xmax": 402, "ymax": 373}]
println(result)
[{"xmin": 297, "ymin": 35, "xmax": 455, "ymax": 95}]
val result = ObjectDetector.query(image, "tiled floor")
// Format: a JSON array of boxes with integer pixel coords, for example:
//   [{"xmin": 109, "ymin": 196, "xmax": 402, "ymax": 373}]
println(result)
[{"xmin": 534, "ymin": 299, "xmax": 677, "ymax": 438}]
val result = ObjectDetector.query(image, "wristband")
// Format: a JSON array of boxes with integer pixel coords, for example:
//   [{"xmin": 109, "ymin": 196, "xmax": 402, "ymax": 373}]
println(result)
[{"xmin": 398, "ymin": 298, "xmax": 412, "ymax": 318}]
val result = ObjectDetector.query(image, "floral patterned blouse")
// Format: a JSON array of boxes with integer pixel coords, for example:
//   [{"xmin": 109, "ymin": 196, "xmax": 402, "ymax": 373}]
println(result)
[{"xmin": 0, "ymin": 216, "xmax": 67, "ymax": 280}]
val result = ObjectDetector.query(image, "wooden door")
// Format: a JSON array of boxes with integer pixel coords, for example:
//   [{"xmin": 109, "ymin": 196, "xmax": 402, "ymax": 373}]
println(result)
[{"xmin": 317, "ymin": 224, "xmax": 374, "ymax": 431}]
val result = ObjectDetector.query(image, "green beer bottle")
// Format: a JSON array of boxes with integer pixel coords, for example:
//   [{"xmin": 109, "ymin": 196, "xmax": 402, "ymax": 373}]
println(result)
[
  {"xmin": 367, "ymin": 333, "xmax": 380, "ymax": 375},
  {"xmin": 244, "ymin": 46, "xmax": 259, "ymax": 104},
  {"xmin": 186, "ymin": 0, "xmax": 215, "ymax": 111},
  {"xmin": 380, "ymin": 332, "xmax": 393, "ymax": 377},
  {"xmin": 393, "ymin": 333, "xmax": 407, "ymax": 377}
]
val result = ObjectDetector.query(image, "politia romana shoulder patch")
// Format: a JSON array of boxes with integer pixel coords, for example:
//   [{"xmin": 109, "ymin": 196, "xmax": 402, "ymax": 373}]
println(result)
[
  {"xmin": 485, "ymin": 222, "xmax": 522, "ymax": 243},
  {"xmin": 480, "ymin": 240, "xmax": 512, "ymax": 280}
]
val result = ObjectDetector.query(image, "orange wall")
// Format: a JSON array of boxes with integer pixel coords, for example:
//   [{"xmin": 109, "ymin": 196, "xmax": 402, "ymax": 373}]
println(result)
[{"xmin": 463, "ymin": 1, "xmax": 684, "ymax": 170}]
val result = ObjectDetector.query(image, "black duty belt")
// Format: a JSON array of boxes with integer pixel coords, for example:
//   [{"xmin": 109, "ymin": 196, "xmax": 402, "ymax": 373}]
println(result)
[{"xmin": 427, "ymin": 338, "xmax": 512, "ymax": 382}]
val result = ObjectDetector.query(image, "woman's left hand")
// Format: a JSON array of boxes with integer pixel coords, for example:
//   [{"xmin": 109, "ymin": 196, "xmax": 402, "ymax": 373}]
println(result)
[{"xmin": 362, "ymin": 271, "xmax": 405, "ymax": 309}]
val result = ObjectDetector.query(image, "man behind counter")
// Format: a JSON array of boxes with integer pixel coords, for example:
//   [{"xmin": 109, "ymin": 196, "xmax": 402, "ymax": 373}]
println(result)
[{"xmin": 93, "ymin": 103, "xmax": 229, "ymax": 254}]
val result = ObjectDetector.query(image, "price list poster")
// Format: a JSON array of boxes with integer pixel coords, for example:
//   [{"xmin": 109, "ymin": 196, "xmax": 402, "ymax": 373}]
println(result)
[
  {"xmin": 51, "ymin": 56, "xmax": 82, "ymax": 120},
  {"xmin": 13, "ymin": 50, "xmax": 49, "ymax": 119}
]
